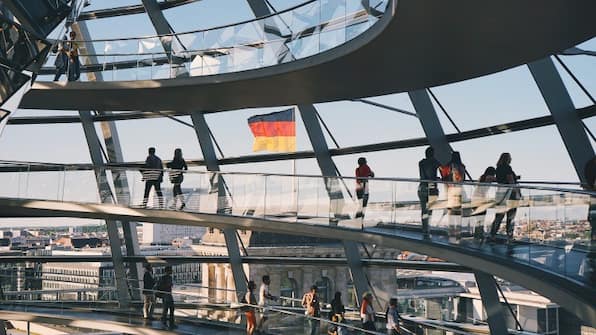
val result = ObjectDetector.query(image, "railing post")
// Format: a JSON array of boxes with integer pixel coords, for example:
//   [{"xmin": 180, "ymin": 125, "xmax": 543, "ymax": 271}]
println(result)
[
  {"xmin": 75, "ymin": 21, "xmax": 142, "ymax": 303},
  {"xmin": 474, "ymin": 272, "xmax": 508, "ymax": 335},
  {"xmin": 297, "ymin": 104, "xmax": 371, "ymax": 308},
  {"xmin": 527, "ymin": 58, "xmax": 595, "ymax": 185},
  {"xmin": 190, "ymin": 111, "xmax": 248, "ymax": 300}
]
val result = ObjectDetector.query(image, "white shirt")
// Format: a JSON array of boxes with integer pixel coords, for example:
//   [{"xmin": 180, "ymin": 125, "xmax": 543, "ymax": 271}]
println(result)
[
  {"xmin": 258, "ymin": 283, "xmax": 270, "ymax": 306},
  {"xmin": 386, "ymin": 306, "xmax": 400, "ymax": 330}
]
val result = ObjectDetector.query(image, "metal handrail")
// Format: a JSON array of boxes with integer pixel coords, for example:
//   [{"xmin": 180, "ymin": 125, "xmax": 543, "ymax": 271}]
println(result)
[
  {"xmin": 46, "ymin": 10, "xmax": 372, "ymax": 58},
  {"xmin": 56, "ymin": 0, "xmax": 321, "ymax": 43},
  {"xmin": 0, "ymin": 160, "xmax": 592, "ymax": 196}
]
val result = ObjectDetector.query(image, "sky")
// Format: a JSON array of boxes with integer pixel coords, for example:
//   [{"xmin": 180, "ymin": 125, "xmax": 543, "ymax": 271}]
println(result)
[{"xmin": 0, "ymin": 0, "xmax": 594, "ymax": 190}]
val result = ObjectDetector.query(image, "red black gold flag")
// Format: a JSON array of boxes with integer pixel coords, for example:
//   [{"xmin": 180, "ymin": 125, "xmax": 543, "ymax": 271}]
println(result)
[{"xmin": 247, "ymin": 109, "xmax": 296, "ymax": 152}]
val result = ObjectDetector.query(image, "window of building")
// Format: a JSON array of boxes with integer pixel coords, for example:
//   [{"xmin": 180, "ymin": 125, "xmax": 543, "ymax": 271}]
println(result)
[
  {"xmin": 280, "ymin": 276, "xmax": 298, "ymax": 307},
  {"xmin": 315, "ymin": 276, "xmax": 332, "ymax": 304}
]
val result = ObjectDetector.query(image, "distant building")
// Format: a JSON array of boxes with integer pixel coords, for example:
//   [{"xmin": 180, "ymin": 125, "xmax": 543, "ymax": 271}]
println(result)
[
  {"xmin": 142, "ymin": 223, "xmax": 205, "ymax": 245},
  {"xmin": 54, "ymin": 236, "xmax": 107, "ymax": 248},
  {"xmin": 42, "ymin": 250, "xmax": 114, "ymax": 301},
  {"xmin": 42, "ymin": 246, "xmax": 200, "ymax": 301},
  {"xmin": 0, "ymin": 248, "xmax": 47, "ymax": 294},
  {"xmin": 193, "ymin": 228, "xmax": 400, "ymax": 308}
]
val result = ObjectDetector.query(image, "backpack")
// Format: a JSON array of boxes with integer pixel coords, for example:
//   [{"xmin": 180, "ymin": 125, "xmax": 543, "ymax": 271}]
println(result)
[{"xmin": 441, "ymin": 164, "xmax": 463, "ymax": 183}]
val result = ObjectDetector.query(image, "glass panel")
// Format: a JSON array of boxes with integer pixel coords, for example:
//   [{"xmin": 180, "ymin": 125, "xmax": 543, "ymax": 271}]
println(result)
[{"xmin": 37, "ymin": 0, "xmax": 391, "ymax": 81}]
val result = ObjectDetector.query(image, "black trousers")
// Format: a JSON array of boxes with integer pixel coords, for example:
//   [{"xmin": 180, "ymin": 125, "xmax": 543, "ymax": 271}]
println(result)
[
  {"xmin": 143, "ymin": 180, "xmax": 163, "ymax": 207},
  {"xmin": 418, "ymin": 187, "xmax": 429, "ymax": 235},
  {"xmin": 173, "ymin": 183, "xmax": 183, "ymax": 198},
  {"xmin": 161, "ymin": 294, "xmax": 175, "ymax": 326}
]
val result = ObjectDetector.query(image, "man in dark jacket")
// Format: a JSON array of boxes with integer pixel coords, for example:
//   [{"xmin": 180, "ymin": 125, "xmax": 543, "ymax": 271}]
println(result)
[
  {"xmin": 142, "ymin": 263, "xmax": 155, "ymax": 320},
  {"xmin": 141, "ymin": 147, "xmax": 164, "ymax": 208},
  {"xmin": 157, "ymin": 266, "xmax": 175, "ymax": 329}
]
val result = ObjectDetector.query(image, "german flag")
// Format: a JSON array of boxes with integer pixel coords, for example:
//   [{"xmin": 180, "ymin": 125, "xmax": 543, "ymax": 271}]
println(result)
[{"xmin": 247, "ymin": 109, "xmax": 296, "ymax": 152}]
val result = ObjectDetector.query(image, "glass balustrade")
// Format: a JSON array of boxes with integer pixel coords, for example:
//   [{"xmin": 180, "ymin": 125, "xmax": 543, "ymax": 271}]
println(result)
[
  {"xmin": 39, "ymin": 0, "xmax": 391, "ymax": 82},
  {"xmin": 0, "ymin": 279, "xmax": 461, "ymax": 334},
  {"xmin": 0, "ymin": 283, "xmax": 401, "ymax": 334},
  {"xmin": 0, "ymin": 161, "xmax": 593, "ymax": 289}
]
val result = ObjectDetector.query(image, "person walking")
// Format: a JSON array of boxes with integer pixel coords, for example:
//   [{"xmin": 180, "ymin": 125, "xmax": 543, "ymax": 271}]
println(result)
[
  {"xmin": 66, "ymin": 30, "xmax": 80, "ymax": 82},
  {"xmin": 355, "ymin": 157, "xmax": 375, "ymax": 219},
  {"xmin": 329, "ymin": 291, "xmax": 345, "ymax": 319},
  {"xmin": 302, "ymin": 285, "xmax": 320, "ymax": 335},
  {"xmin": 141, "ymin": 147, "xmax": 164, "ymax": 208},
  {"xmin": 142, "ymin": 263, "xmax": 155, "ymax": 321},
  {"xmin": 245, "ymin": 281, "xmax": 258, "ymax": 335},
  {"xmin": 156, "ymin": 266, "xmax": 175, "ymax": 329},
  {"xmin": 418, "ymin": 147, "xmax": 441, "ymax": 238},
  {"xmin": 440, "ymin": 151, "xmax": 467, "ymax": 243},
  {"xmin": 257, "ymin": 275, "xmax": 277, "ymax": 333},
  {"xmin": 360, "ymin": 292, "xmax": 376, "ymax": 331},
  {"xmin": 489, "ymin": 153, "xmax": 521, "ymax": 244},
  {"xmin": 385, "ymin": 298, "xmax": 401, "ymax": 335},
  {"xmin": 166, "ymin": 148, "xmax": 188, "ymax": 210}
]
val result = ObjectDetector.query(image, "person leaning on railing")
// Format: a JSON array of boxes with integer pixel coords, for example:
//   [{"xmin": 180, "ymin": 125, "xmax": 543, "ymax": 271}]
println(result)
[
  {"xmin": 385, "ymin": 298, "xmax": 401, "ymax": 335},
  {"xmin": 360, "ymin": 292, "xmax": 376, "ymax": 331},
  {"xmin": 154, "ymin": 266, "xmax": 175, "ymax": 329},
  {"xmin": 302, "ymin": 285, "xmax": 321, "ymax": 335},
  {"xmin": 488, "ymin": 152, "xmax": 521, "ymax": 244},
  {"xmin": 418, "ymin": 146, "xmax": 441, "ymax": 239}
]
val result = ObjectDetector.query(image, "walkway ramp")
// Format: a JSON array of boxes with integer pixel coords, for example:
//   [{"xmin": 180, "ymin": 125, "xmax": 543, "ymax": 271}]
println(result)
[
  {"xmin": 20, "ymin": 0, "xmax": 596, "ymax": 111},
  {"xmin": 0, "ymin": 196, "xmax": 593, "ymax": 326}
]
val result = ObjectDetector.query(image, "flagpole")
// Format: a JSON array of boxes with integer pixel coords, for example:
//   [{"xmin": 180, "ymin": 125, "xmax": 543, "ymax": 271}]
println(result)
[
  {"xmin": 292, "ymin": 148, "xmax": 297, "ymax": 215},
  {"xmin": 292, "ymin": 107, "xmax": 297, "ymax": 215}
]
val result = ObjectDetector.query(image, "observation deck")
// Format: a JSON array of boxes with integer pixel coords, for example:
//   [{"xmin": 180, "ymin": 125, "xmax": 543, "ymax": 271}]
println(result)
[
  {"xmin": 20, "ymin": 0, "xmax": 596, "ymax": 111},
  {"xmin": 0, "ymin": 164, "xmax": 594, "ymax": 327}
]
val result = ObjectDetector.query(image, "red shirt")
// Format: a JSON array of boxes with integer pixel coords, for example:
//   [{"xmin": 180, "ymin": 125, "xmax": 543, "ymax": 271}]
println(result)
[{"xmin": 356, "ymin": 164, "xmax": 373, "ymax": 178}]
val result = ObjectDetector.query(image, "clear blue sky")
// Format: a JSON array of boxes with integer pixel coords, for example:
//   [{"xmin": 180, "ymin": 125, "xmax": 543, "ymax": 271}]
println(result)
[{"xmin": 0, "ymin": 0, "xmax": 594, "ymax": 184}]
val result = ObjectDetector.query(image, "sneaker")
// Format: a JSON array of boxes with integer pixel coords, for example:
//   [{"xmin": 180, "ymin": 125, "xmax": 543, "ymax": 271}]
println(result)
[{"xmin": 179, "ymin": 203, "xmax": 186, "ymax": 210}]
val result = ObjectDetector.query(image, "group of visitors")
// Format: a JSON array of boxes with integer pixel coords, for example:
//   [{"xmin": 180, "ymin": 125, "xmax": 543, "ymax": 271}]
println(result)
[
  {"xmin": 140, "ymin": 147, "xmax": 188, "ymax": 210},
  {"xmin": 356, "ymin": 147, "xmax": 525, "ymax": 243},
  {"xmin": 142, "ymin": 264, "xmax": 175, "ymax": 329},
  {"xmin": 242, "ymin": 275, "xmax": 402, "ymax": 335},
  {"xmin": 414, "ymin": 147, "xmax": 522, "ymax": 243},
  {"xmin": 243, "ymin": 275, "xmax": 278, "ymax": 335},
  {"xmin": 418, "ymin": 147, "xmax": 521, "ymax": 243}
]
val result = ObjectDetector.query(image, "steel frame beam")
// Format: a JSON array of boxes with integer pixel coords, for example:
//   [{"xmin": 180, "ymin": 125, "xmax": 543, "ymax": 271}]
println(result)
[
  {"xmin": 409, "ymin": 90, "xmax": 453, "ymax": 164},
  {"xmin": 141, "ymin": 0, "xmax": 187, "ymax": 77},
  {"xmin": 474, "ymin": 272, "xmax": 509, "ymax": 335},
  {"xmin": 528, "ymin": 57, "xmax": 595, "ymax": 185},
  {"xmin": 75, "ymin": 22, "xmax": 142, "ymax": 301},
  {"xmin": 190, "ymin": 111, "xmax": 248, "ymax": 298},
  {"xmin": 411, "ymin": 89, "xmax": 510, "ymax": 333},
  {"xmin": 246, "ymin": 0, "xmax": 372, "ymax": 306},
  {"xmin": 298, "ymin": 104, "xmax": 370, "ymax": 307},
  {"xmin": 78, "ymin": 110, "xmax": 131, "ymax": 307},
  {"xmin": 141, "ymin": 0, "xmax": 174, "ymax": 51}
]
